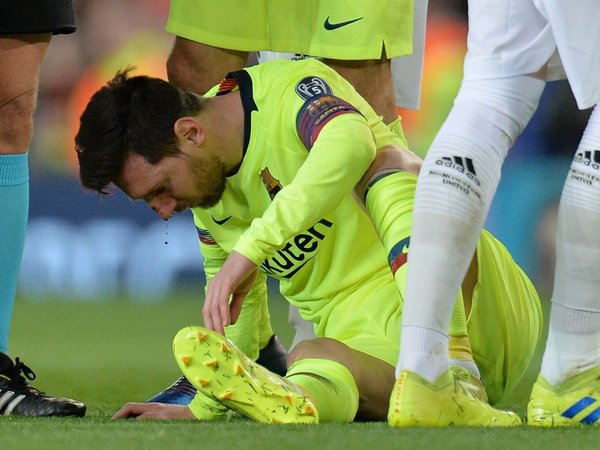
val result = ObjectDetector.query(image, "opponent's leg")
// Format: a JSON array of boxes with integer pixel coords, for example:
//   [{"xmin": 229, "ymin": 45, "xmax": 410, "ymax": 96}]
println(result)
[
  {"xmin": 166, "ymin": 37, "xmax": 248, "ymax": 94},
  {"xmin": 360, "ymin": 162, "xmax": 480, "ymax": 380},
  {"xmin": 326, "ymin": 56, "xmax": 398, "ymax": 126},
  {"xmin": 0, "ymin": 34, "xmax": 49, "ymax": 355},
  {"xmin": 327, "ymin": 54, "xmax": 409, "ymax": 152},
  {"xmin": 397, "ymin": 76, "xmax": 543, "ymax": 383},
  {"xmin": 358, "ymin": 150, "xmax": 523, "ymax": 426},
  {"xmin": 0, "ymin": 34, "xmax": 85, "ymax": 417},
  {"xmin": 386, "ymin": 76, "xmax": 543, "ymax": 426},
  {"xmin": 528, "ymin": 105, "xmax": 600, "ymax": 426}
]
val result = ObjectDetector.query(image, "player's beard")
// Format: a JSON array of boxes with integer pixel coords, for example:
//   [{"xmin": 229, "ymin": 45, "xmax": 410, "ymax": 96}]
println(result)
[{"xmin": 190, "ymin": 155, "xmax": 227, "ymax": 208}]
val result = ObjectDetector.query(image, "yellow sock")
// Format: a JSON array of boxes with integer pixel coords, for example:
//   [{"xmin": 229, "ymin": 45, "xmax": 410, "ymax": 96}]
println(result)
[
  {"xmin": 448, "ymin": 298, "xmax": 474, "ymax": 362},
  {"xmin": 363, "ymin": 170, "xmax": 415, "ymax": 246},
  {"xmin": 286, "ymin": 358, "xmax": 358, "ymax": 422}
]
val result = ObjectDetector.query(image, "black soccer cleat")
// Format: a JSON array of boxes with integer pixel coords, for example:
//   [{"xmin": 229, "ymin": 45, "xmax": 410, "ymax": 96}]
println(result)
[
  {"xmin": 0, "ymin": 352, "xmax": 86, "ymax": 417},
  {"xmin": 256, "ymin": 335, "xmax": 288, "ymax": 376}
]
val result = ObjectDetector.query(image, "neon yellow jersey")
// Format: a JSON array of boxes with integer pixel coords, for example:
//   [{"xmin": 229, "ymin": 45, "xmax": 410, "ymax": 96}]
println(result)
[{"xmin": 193, "ymin": 58, "xmax": 400, "ymax": 346}]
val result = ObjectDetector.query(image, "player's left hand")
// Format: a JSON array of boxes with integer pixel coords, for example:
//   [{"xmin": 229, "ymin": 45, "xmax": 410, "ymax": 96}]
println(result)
[
  {"xmin": 203, "ymin": 251, "xmax": 258, "ymax": 335},
  {"xmin": 112, "ymin": 402, "xmax": 195, "ymax": 420}
]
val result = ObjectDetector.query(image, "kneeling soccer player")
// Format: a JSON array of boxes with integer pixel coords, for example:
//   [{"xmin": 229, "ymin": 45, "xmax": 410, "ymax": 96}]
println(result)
[{"xmin": 75, "ymin": 58, "xmax": 542, "ymax": 424}]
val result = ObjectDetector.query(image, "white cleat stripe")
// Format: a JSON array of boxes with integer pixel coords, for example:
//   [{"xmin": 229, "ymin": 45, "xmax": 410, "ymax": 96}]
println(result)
[
  {"xmin": 0, "ymin": 391, "xmax": 15, "ymax": 411},
  {"xmin": 4, "ymin": 394, "xmax": 26, "ymax": 415}
]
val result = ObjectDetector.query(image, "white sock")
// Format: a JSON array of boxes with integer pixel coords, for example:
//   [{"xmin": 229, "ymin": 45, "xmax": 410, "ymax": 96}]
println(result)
[
  {"xmin": 541, "ymin": 304, "xmax": 600, "ymax": 385},
  {"xmin": 541, "ymin": 105, "xmax": 600, "ymax": 385},
  {"xmin": 398, "ymin": 326, "xmax": 449, "ymax": 380},
  {"xmin": 398, "ymin": 76, "xmax": 544, "ymax": 381}
]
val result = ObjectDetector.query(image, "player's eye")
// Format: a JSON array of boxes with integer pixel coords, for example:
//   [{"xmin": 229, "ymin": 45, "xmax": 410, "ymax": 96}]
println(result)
[{"xmin": 144, "ymin": 183, "xmax": 168, "ymax": 202}]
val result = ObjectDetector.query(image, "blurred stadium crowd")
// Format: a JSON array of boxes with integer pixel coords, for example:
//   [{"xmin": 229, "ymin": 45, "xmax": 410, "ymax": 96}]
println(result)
[{"xmin": 19, "ymin": 0, "xmax": 590, "ymax": 301}]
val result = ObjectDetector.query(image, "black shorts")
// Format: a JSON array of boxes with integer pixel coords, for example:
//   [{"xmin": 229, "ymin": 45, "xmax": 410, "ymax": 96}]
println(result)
[{"xmin": 0, "ymin": 0, "xmax": 75, "ymax": 35}]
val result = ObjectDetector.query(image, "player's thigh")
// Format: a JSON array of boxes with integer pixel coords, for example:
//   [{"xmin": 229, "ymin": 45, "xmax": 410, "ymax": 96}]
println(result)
[
  {"xmin": 325, "ymin": 57, "xmax": 397, "ymax": 122},
  {"xmin": 0, "ymin": 34, "xmax": 51, "ymax": 153},
  {"xmin": 320, "ymin": 279, "xmax": 402, "ymax": 367},
  {"xmin": 166, "ymin": 37, "xmax": 248, "ymax": 93},
  {"xmin": 0, "ymin": 34, "xmax": 51, "ymax": 79}
]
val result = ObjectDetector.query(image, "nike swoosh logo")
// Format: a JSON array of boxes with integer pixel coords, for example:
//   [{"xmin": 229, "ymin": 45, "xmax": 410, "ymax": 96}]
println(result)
[
  {"xmin": 211, "ymin": 215, "xmax": 232, "ymax": 225},
  {"xmin": 323, "ymin": 16, "xmax": 364, "ymax": 30}
]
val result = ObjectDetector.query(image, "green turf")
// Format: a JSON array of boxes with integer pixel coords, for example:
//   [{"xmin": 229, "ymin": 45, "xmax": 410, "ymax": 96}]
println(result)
[{"xmin": 2, "ymin": 292, "xmax": 599, "ymax": 449}]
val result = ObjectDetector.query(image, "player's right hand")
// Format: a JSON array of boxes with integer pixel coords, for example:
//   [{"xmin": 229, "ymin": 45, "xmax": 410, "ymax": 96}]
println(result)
[
  {"xmin": 203, "ymin": 251, "xmax": 257, "ymax": 335},
  {"xmin": 112, "ymin": 402, "xmax": 195, "ymax": 420}
]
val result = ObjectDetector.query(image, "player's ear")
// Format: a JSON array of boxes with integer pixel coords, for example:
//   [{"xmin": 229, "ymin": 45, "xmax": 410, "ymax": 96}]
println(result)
[{"xmin": 174, "ymin": 117, "xmax": 205, "ymax": 147}]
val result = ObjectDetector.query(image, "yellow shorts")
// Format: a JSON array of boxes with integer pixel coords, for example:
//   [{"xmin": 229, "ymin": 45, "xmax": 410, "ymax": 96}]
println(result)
[
  {"xmin": 467, "ymin": 230, "xmax": 543, "ymax": 404},
  {"xmin": 316, "ymin": 269, "xmax": 403, "ymax": 366},
  {"xmin": 166, "ymin": 0, "xmax": 414, "ymax": 59}
]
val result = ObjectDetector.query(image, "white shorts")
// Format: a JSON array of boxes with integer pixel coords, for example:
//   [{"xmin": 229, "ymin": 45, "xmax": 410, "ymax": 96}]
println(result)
[
  {"xmin": 391, "ymin": 0, "xmax": 427, "ymax": 110},
  {"xmin": 464, "ymin": 0, "xmax": 600, "ymax": 109}
]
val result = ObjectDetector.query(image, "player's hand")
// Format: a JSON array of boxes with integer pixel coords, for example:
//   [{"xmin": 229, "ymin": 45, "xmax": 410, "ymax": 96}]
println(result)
[
  {"xmin": 203, "ymin": 251, "xmax": 258, "ymax": 335},
  {"xmin": 112, "ymin": 402, "xmax": 196, "ymax": 420},
  {"xmin": 355, "ymin": 144, "xmax": 423, "ymax": 200}
]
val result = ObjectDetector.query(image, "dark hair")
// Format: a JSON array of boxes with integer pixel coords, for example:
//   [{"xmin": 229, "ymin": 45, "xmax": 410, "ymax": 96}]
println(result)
[{"xmin": 75, "ymin": 67, "xmax": 203, "ymax": 194}]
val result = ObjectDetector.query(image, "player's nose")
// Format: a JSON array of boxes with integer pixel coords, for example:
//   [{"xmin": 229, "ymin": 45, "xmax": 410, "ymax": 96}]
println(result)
[{"xmin": 149, "ymin": 197, "xmax": 176, "ymax": 220}]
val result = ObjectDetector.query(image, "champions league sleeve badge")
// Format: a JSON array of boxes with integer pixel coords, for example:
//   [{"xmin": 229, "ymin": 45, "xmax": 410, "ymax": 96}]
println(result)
[
  {"xmin": 295, "ymin": 77, "xmax": 333, "ymax": 100},
  {"xmin": 295, "ymin": 77, "xmax": 362, "ymax": 149}
]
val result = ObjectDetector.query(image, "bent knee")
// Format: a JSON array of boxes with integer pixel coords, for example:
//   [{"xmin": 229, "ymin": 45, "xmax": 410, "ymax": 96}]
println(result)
[
  {"xmin": 0, "ymin": 91, "xmax": 37, "ymax": 153},
  {"xmin": 288, "ymin": 337, "xmax": 352, "ymax": 365}
]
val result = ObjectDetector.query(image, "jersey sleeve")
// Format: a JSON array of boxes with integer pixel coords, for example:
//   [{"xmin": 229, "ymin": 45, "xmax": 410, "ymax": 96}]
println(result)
[
  {"xmin": 233, "ymin": 111, "xmax": 377, "ymax": 265},
  {"xmin": 193, "ymin": 214, "xmax": 273, "ymax": 360}
]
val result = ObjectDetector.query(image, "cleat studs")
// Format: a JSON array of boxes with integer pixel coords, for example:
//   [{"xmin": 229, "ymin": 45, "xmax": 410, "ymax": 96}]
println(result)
[
  {"xmin": 198, "ymin": 332, "xmax": 207, "ymax": 341},
  {"xmin": 181, "ymin": 356, "xmax": 192, "ymax": 366},
  {"xmin": 304, "ymin": 404, "xmax": 315, "ymax": 415},
  {"xmin": 205, "ymin": 359, "xmax": 218, "ymax": 369},
  {"xmin": 221, "ymin": 342, "xmax": 231, "ymax": 353},
  {"xmin": 285, "ymin": 394, "xmax": 293, "ymax": 405},
  {"xmin": 199, "ymin": 379, "xmax": 210, "ymax": 387},
  {"xmin": 235, "ymin": 365, "xmax": 244, "ymax": 375},
  {"xmin": 220, "ymin": 390, "xmax": 233, "ymax": 400}
]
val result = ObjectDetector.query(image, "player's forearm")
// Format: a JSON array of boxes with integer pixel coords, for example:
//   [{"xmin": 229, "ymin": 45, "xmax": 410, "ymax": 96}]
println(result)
[{"xmin": 234, "ymin": 114, "xmax": 376, "ymax": 263}]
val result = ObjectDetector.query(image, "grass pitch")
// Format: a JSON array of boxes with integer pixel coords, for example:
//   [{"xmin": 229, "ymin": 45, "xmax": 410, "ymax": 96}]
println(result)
[{"xmin": 2, "ymin": 292, "xmax": 599, "ymax": 449}]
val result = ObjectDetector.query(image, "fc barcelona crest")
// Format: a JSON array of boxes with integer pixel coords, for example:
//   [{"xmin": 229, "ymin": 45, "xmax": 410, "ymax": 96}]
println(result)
[{"xmin": 260, "ymin": 168, "xmax": 282, "ymax": 200}]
